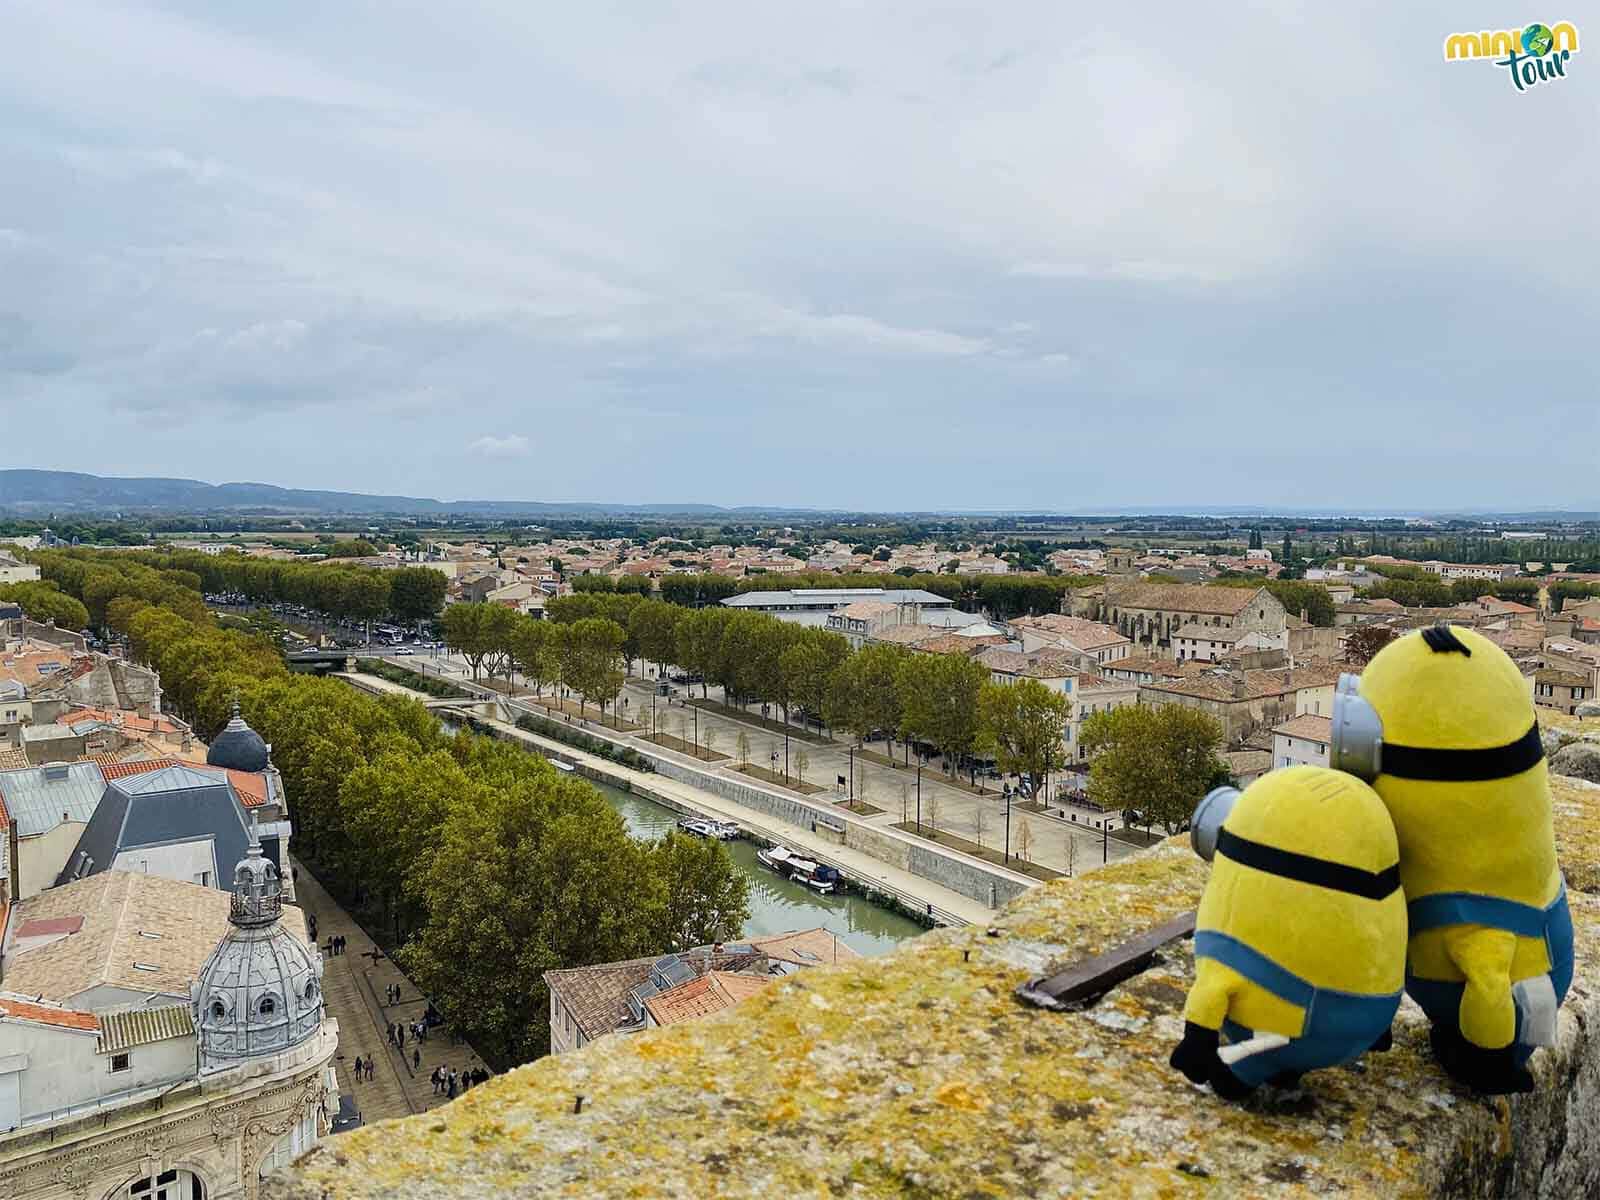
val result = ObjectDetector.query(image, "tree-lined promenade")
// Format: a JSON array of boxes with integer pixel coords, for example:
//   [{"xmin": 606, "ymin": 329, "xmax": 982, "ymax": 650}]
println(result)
[
  {"xmin": 444, "ymin": 593, "xmax": 1084, "ymax": 798},
  {"xmin": 18, "ymin": 548, "xmax": 749, "ymax": 1068}
]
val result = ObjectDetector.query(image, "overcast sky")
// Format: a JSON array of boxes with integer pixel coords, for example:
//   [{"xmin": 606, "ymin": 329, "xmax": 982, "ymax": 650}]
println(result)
[{"xmin": 2, "ymin": 3, "xmax": 1595, "ymax": 512}]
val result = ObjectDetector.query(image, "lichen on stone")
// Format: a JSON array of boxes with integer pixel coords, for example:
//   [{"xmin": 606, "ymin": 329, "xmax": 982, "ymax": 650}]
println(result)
[{"xmin": 268, "ymin": 780, "xmax": 1600, "ymax": 1200}]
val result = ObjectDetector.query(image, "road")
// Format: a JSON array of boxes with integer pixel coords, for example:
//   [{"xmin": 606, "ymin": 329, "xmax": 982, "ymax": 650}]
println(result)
[{"xmin": 360, "ymin": 645, "xmax": 1143, "ymax": 881}]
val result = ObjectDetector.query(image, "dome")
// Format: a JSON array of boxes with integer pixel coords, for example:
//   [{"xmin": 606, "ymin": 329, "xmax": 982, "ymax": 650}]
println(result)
[
  {"xmin": 207, "ymin": 700, "xmax": 269, "ymax": 773},
  {"xmin": 192, "ymin": 823, "xmax": 323, "ymax": 1071}
]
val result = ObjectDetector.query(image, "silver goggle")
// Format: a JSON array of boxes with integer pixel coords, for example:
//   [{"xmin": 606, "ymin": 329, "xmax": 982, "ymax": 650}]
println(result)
[
  {"xmin": 1190, "ymin": 785, "xmax": 1240, "ymax": 862},
  {"xmin": 1331, "ymin": 672, "xmax": 1383, "ymax": 781}
]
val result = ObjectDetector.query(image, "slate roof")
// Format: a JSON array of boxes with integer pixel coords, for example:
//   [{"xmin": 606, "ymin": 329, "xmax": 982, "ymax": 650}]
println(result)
[{"xmin": 56, "ymin": 765, "xmax": 252, "ymax": 890}]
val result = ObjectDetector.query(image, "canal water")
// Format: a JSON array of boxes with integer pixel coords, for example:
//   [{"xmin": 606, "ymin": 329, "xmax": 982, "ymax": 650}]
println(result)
[
  {"xmin": 436, "ymin": 717, "xmax": 923, "ymax": 955},
  {"xmin": 593, "ymin": 777, "xmax": 924, "ymax": 957}
]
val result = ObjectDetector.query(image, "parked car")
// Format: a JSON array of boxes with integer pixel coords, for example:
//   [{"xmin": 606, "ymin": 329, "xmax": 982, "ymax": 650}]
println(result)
[{"xmin": 331, "ymin": 1093, "xmax": 362, "ymax": 1134}]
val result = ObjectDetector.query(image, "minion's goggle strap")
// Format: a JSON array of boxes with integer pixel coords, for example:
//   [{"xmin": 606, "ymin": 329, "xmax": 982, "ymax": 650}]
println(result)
[
  {"xmin": 1379, "ymin": 722, "xmax": 1544, "ymax": 783},
  {"xmin": 1216, "ymin": 829, "xmax": 1401, "ymax": 900}
]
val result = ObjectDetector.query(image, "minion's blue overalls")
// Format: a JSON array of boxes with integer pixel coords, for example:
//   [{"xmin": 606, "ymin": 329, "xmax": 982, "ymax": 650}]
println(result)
[
  {"xmin": 1197, "ymin": 930, "xmax": 1404, "ymax": 1088},
  {"xmin": 1403, "ymin": 882, "xmax": 1574, "ymax": 1066}
]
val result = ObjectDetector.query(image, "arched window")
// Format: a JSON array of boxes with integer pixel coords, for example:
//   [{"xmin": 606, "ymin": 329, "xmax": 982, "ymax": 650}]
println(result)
[
  {"xmin": 303, "ymin": 979, "xmax": 319, "ymax": 1005},
  {"xmin": 124, "ymin": 1167, "xmax": 205, "ymax": 1199},
  {"xmin": 210, "ymin": 1000, "xmax": 226, "ymax": 1021},
  {"xmin": 259, "ymin": 994, "xmax": 277, "ymax": 1017}
]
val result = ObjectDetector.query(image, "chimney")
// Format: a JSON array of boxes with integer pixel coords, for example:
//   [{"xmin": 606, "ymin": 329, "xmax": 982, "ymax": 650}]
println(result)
[{"xmin": 1231, "ymin": 674, "xmax": 1248, "ymax": 699}]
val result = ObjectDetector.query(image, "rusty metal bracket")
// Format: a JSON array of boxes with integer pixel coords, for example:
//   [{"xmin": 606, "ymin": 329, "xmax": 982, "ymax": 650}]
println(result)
[{"xmin": 1016, "ymin": 910, "xmax": 1197, "ymax": 1011}]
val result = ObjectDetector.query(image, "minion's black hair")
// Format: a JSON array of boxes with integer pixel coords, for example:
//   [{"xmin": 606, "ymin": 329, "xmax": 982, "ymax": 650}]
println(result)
[{"xmin": 1421, "ymin": 624, "xmax": 1471, "ymax": 656}]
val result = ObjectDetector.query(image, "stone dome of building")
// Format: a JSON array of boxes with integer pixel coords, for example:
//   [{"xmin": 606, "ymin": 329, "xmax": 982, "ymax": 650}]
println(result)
[
  {"xmin": 192, "ymin": 823, "xmax": 323, "ymax": 1072},
  {"xmin": 207, "ymin": 700, "xmax": 270, "ymax": 773}
]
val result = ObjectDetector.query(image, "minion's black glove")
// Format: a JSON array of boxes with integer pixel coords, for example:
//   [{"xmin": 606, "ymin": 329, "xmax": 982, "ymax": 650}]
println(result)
[{"xmin": 1170, "ymin": 1022, "xmax": 1221, "ymax": 1085}]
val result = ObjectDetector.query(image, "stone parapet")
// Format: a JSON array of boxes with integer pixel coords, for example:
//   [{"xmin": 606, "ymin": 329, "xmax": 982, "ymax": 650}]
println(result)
[{"xmin": 268, "ymin": 779, "xmax": 1600, "ymax": 1199}]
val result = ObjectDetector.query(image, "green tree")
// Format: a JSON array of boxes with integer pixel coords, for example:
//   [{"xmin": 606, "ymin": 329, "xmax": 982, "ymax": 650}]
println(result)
[
  {"xmin": 561, "ymin": 617, "xmax": 626, "ymax": 717},
  {"xmin": 389, "ymin": 566, "xmax": 447, "ymax": 623},
  {"xmin": 1343, "ymin": 623, "xmax": 1397, "ymax": 667},
  {"xmin": 510, "ymin": 616, "xmax": 563, "ymax": 695},
  {"xmin": 977, "ymin": 677, "xmax": 1070, "ymax": 808},
  {"xmin": 442, "ymin": 603, "xmax": 493, "ymax": 680},
  {"xmin": 896, "ymin": 653, "xmax": 988, "ymax": 778},
  {"xmin": 646, "ymin": 834, "xmax": 751, "ymax": 952},
  {"xmin": 1080, "ymin": 705, "xmax": 1226, "ymax": 834}
]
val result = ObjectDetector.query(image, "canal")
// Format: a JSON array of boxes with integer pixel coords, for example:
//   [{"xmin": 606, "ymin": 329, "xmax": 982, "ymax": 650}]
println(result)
[{"xmin": 594, "ymin": 778, "xmax": 925, "ymax": 957}]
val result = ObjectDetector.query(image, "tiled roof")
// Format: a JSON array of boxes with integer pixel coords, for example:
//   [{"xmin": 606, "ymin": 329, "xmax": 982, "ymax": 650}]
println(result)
[
  {"xmin": 915, "ymin": 633, "xmax": 1006, "ymax": 656},
  {"xmin": 544, "ymin": 956, "xmax": 658, "ymax": 1042},
  {"xmin": 871, "ymin": 624, "xmax": 945, "ymax": 646},
  {"xmin": 1011, "ymin": 615, "xmax": 1128, "ymax": 651},
  {"xmin": 58, "ymin": 707, "xmax": 187, "ymax": 738},
  {"xmin": 1, "ymin": 870, "xmax": 308, "ymax": 1004},
  {"xmin": 1536, "ymin": 668, "xmax": 1589, "ymax": 688},
  {"xmin": 1144, "ymin": 663, "xmax": 1342, "ymax": 704},
  {"xmin": 1099, "ymin": 654, "xmax": 1197, "ymax": 679},
  {"xmin": 0, "ymin": 748, "xmax": 26, "ymax": 771},
  {"xmin": 1273, "ymin": 714, "xmax": 1333, "ymax": 741},
  {"xmin": 643, "ymin": 971, "xmax": 772, "ymax": 1027},
  {"xmin": 1104, "ymin": 583, "xmax": 1265, "ymax": 617},
  {"xmin": 98, "ymin": 756, "xmax": 180, "ymax": 780},
  {"xmin": 835, "ymin": 601, "xmax": 898, "ymax": 620},
  {"xmin": 748, "ymin": 928, "xmax": 857, "ymax": 968},
  {"xmin": 96, "ymin": 1003, "xmax": 195, "ymax": 1053},
  {"xmin": 0, "ymin": 995, "xmax": 100, "ymax": 1032}
]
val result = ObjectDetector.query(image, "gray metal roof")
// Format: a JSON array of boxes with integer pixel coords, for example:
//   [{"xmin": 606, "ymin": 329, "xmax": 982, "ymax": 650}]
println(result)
[
  {"xmin": 96, "ymin": 1003, "xmax": 195, "ymax": 1054},
  {"xmin": 57, "ymin": 767, "xmax": 251, "ymax": 891},
  {"xmin": 724, "ymin": 588, "xmax": 951, "ymax": 609},
  {"xmin": 0, "ymin": 761, "xmax": 105, "ymax": 837}
]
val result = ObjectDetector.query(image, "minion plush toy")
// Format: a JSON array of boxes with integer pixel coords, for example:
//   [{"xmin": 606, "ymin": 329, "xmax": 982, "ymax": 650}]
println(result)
[
  {"xmin": 1170, "ymin": 766, "xmax": 1407, "ymax": 1098},
  {"xmin": 1333, "ymin": 624, "xmax": 1573, "ymax": 1095}
]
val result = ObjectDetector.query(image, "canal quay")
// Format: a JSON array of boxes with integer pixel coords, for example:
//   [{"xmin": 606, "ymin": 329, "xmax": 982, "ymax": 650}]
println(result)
[
  {"xmin": 439, "ymin": 709, "xmax": 924, "ymax": 953},
  {"xmin": 597, "ymin": 776, "xmax": 924, "ymax": 956}
]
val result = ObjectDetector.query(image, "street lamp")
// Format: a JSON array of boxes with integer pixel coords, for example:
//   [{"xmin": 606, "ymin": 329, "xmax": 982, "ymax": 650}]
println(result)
[
  {"xmin": 848, "ymin": 745, "xmax": 855, "ymax": 802},
  {"xmin": 915, "ymin": 762, "xmax": 922, "ymax": 835},
  {"xmin": 1004, "ymin": 786, "xmax": 1012, "ymax": 864}
]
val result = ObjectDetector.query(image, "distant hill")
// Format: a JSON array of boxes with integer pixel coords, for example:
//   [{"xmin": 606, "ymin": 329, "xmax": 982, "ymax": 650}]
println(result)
[{"xmin": 0, "ymin": 470, "xmax": 752, "ymax": 517}]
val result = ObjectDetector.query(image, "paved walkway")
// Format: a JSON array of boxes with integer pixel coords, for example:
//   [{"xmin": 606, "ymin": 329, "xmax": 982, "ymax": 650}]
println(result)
[{"xmin": 293, "ymin": 858, "xmax": 494, "ymax": 1126}]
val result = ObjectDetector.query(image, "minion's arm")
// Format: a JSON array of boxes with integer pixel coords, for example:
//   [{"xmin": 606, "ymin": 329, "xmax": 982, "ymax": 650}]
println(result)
[
  {"xmin": 1171, "ymin": 959, "xmax": 1241, "ymax": 1087},
  {"xmin": 1183, "ymin": 958, "xmax": 1239, "ymax": 1031},
  {"xmin": 1443, "ymin": 926, "xmax": 1518, "ymax": 1050}
]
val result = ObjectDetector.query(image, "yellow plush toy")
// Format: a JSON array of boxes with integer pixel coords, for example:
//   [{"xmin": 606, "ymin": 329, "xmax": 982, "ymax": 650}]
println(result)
[
  {"xmin": 1170, "ymin": 766, "xmax": 1407, "ymax": 1098},
  {"xmin": 1333, "ymin": 624, "xmax": 1573, "ymax": 1095}
]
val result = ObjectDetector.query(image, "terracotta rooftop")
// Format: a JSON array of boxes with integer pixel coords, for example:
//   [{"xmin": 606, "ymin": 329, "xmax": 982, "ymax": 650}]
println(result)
[
  {"xmin": 1103, "ymin": 582, "xmax": 1266, "ymax": 617},
  {"xmin": 643, "ymin": 971, "xmax": 772, "ymax": 1027},
  {"xmin": 1010, "ymin": 615, "xmax": 1129, "ymax": 651},
  {"xmin": 0, "ymin": 995, "xmax": 100, "ymax": 1032},
  {"xmin": 1272, "ymin": 713, "xmax": 1333, "ymax": 741}
]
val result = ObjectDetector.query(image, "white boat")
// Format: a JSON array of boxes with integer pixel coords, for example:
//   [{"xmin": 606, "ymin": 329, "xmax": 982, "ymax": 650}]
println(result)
[
  {"xmin": 757, "ymin": 845, "xmax": 796, "ymax": 872},
  {"xmin": 785, "ymin": 857, "xmax": 840, "ymax": 894},
  {"xmin": 551, "ymin": 760, "xmax": 576, "ymax": 773}
]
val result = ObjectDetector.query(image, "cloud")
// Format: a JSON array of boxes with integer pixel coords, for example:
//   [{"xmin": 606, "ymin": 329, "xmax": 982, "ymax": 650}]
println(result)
[
  {"xmin": 468, "ymin": 433, "xmax": 530, "ymax": 458},
  {"xmin": 1, "ymin": 2, "xmax": 1594, "ymax": 509}
]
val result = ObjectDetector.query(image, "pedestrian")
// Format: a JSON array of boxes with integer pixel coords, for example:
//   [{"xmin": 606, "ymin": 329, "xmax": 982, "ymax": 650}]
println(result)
[
  {"xmin": 366, "ymin": 1059, "xmax": 374, "ymax": 1082},
  {"xmin": 430, "ymin": 1066, "xmax": 440, "ymax": 1094},
  {"xmin": 413, "ymin": 1047, "xmax": 420, "ymax": 1071},
  {"xmin": 447, "ymin": 1070, "xmax": 457, "ymax": 1100},
  {"xmin": 387, "ymin": 1023, "xmax": 396, "ymax": 1047},
  {"xmin": 352, "ymin": 1055, "xmax": 363, "ymax": 1080},
  {"xmin": 397, "ymin": 1023, "xmax": 405, "ymax": 1049}
]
